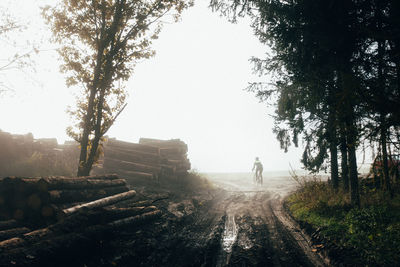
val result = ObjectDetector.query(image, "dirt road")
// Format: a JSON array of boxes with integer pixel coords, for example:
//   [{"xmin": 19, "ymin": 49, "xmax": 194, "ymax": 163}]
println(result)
[
  {"xmin": 134, "ymin": 173, "xmax": 329, "ymax": 266},
  {"xmin": 179, "ymin": 173, "xmax": 329, "ymax": 267}
]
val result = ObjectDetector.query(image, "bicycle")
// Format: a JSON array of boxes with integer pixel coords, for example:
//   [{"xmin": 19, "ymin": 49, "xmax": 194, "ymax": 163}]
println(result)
[{"xmin": 253, "ymin": 171, "xmax": 263, "ymax": 185}]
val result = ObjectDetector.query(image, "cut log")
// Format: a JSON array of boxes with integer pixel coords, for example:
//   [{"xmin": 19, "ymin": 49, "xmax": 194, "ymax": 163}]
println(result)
[
  {"xmin": 0, "ymin": 237, "xmax": 24, "ymax": 250},
  {"xmin": 160, "ymin": 164, "xmax": 176, "ymax": 175},
  {"xmin": 0, "ymin": 211, "xmax": 162, "ymax": 266},
  {"xmin": 49, "ymin": 186, "xmax": 129, "ymax": 204},
  {"xmin": 37, "ymin": 177, "xmax": 126, "ymax": 190},
  {"xmin": 159, "ymin": 147, "xmax": 187, "ymax": 157},
  {"xmin": 0, "ymin": 220, "xmax": 20, "ymax": 231},
  {"xmin": 101, "ymin": 206, "xmax": 157, "ymax": 221},
  {"xmin": 0, "ymin": 227, "xmax": 30, "ymax": 241},
  {"xmin": 127, "ymin": 200, "xmax": 154, "ymax": 207},
  {"xmin": 104, "ymin": 148, "xmax": 161, "ymax": 165},
  {"xmin": 62, "ymin": 190, "xmax": 136, "ymax": 216},
  {"xmin": 24, "ymin": 228, "xmax": 52, "ymax": 239},
  {"xmin": 0, "ymin": 177, "xmax": 39, "ymax": 193},
  {"xmin": 103, "ymin": 158, "xmax": 161, "ymax": 174},
  {"xmin": 108, "ymin": 210, "xmax": 161, "ymax": 227},
  {"xmin": 107, "ymin": 139, "xmax": 160, "ymax": 154},
  {"xmin": 120, "ymin": 170, "xmax": 155, "ymax": 179},
  {"xmin": 139, "ymin": 138, "xmax": 188, "ymax": 153},
  {"xmin": 82, "ymin": 174, "xmax": 120, "ymax": 180},
  {"xmin": 163, "ymin": 159, "xmax": 191, "ymax": 170},
  {"xmin": 0, "ymin": 178, "xmax": 59, "ymax": 225},
  {"xmin": 105, "ymin": 146, "xmax": 161, "ymax": 162}
]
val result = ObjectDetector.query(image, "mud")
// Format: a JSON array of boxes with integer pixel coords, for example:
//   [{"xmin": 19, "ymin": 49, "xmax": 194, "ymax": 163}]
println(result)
[
  {"xmin": 98, "ymin": 173, "xmax": 328, "ymax": 267},
  {"xmin": 2, "ymin": 173, "xmax": 329, "ymax": 266}
]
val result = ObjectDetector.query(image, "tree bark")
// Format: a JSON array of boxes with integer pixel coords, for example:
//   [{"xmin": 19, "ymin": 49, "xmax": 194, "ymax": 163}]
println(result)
[
  {"xmin": 49, "ymin": 186, "xmax": 129, "ymax": 204},
  {"xmin": 62, "ymin": 190, "xmax": 136, "ymax": 216},
  {"xmin": 340, "ymin": 130, "xmax": 349, "ymax": 192},
  {"xmin": 108, "ymin": 210, "xmax": 161, "ymax": 227},
  {"xmin": 103, "ymin": 158, "xmax": 161, "ymax": 173},
  {"xmin": 105, "ymin": 147, "xmax": 161, "ymax": 165},
  {"xmin": 107, "ymin": 139, "xmax": 160, "ymax": 154},
  {"xmin": 380, "ymin": 118, "xmax": 392, "ymax": 194},
  {"xmin": 348, "ymin": 133, "xmax": 360, "ymax": 207},
  {"xmin": 110, "ymin": 170, "xmax": 154, "ymax": 180},
  {"xmin": 329, "ymin": 134, "xmax": 339, "ymax": 190},
  {"xmin": 159, "ymin": 147, "xmax": 187, "ymax": 158},
  {"xmin": 139, "ymin": 138, "xmax": 188, "ymax": 153},
  {"xmin": 38, "ymin": 177, "xmax": 127, "ymax": 190},
  {"xmin": 0, "ymin": 227, "xmax": 30, "ymax": 241}
]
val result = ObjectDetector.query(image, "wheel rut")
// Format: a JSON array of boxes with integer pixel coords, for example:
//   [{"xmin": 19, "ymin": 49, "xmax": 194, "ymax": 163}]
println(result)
[{"xmin": 211, "ymin": 190, "xmax": 326, "ymax": 267}]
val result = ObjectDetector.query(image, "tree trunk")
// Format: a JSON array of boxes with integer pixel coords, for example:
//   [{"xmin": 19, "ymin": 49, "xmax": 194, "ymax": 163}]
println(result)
[
  {"xmin": 76, "ymin": 6, "xmax": 112, "ymax": 177},
  {"xmin": 77, "ymin": 86, "xmax": 97, "ymax": 177},
  {"xmin": 330, "ymin": 143, "xmax": 339, "ymax": 190},
  {"xmin": 380, "ymin": 118, "xmax": 392, "ymax": 194},
  {"xmin": 340, "ymin": 128, "xmax": 349, "ymax": 191},
  {"xmin": 343, "ymin": 88, "xmax": 359, "ymax": 206},
  {"xmin": 327, "ymin": 86, "xmax": 339, "ymax": 189},
  {"xmin": 348, "ymin": 134, "xmax": 360, "ymax": 207},
  {"xmin": 376, "ymin": 6, "xmax": 392, "ymax": 196}
]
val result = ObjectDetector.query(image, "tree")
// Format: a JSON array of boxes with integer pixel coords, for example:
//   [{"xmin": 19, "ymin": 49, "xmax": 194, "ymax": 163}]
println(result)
[
  {"xmin": 211, "ymin": 0, "xmax": 363, "ymax": 205},
  {"xmin": 213, "ymin": 0, "xmax": 400, "ymax": 205},
  {"xmin": 44, "ymin": 0, "xmax": 192, "ymax": 176}
]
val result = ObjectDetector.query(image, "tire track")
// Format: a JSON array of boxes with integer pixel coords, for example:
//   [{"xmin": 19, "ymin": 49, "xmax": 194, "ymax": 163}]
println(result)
[{"xmin": 269, "ymin": 196, "xmax": 329, "ymax": 267}]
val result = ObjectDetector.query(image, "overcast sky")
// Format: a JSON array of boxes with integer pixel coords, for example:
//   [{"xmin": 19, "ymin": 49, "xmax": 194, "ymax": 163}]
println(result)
[{"xmin": 0, "ymin": 0, "xmax": 306, "ymax": 172}]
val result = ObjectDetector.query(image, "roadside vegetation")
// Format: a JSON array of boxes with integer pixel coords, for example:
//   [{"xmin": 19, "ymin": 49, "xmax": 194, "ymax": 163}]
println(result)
[
  {"xmin": 174, "ymin": 170, "xmax": 214, "ymax": 192},
  {"xmin": 286, "ymin": 174, "xmax": 400, "ymax": 266}
]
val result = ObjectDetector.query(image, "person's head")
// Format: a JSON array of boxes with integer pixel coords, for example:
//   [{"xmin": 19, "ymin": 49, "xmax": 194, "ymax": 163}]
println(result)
[{"xmin": 255, "ymin": 157, "xmax": 259, "ymax": 161}]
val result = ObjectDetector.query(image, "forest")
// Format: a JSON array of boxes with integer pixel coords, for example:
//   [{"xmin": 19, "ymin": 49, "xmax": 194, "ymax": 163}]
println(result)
[
  {"xmin": 1, "ymin": 0, "xmax": 400, "ymax": 266},
  {"xmin": 212, "ymin": 0, "xmax": 400, "ymax": 206}
]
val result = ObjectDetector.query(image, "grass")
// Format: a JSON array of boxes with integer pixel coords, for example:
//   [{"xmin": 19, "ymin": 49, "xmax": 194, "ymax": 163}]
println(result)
[{"xmin": 286, "ymin": 176, "xmax": 400, "ymax": 266}]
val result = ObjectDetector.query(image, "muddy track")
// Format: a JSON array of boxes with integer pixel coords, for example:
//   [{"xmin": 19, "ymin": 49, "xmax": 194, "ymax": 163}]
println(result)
[
  {"xmin": 10, "ymin": 178, "xmax": 328, "ymax": 266},
  {"xmin": 201, "ymin": 190, "xmax": 327, "ymax": 267}
]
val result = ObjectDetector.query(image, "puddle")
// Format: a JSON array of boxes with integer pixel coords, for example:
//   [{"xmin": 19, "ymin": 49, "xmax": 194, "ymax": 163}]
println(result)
[{"xmin": 222, "ymin": 213, "xmax": 238, "ymax": 253}]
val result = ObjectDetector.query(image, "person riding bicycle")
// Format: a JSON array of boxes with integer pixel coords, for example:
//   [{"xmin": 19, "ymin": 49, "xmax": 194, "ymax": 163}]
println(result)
[{"xmin": 252, "ymin": 157, "xmax": 263, "ymax": 184}]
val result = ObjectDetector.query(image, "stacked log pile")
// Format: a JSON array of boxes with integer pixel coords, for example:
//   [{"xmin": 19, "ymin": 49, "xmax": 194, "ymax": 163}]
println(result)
[
  {"xmin": 0, "ymin": 175, "xmax": 162, "ymax": 266},
  {"xmin": 139, "ymin": 138, "xmax": 191, "ymax": 178},
  {"xmin": 0, "ymin": 174, "xmax": 131, "ymax": 225},
  {"xmin": 97, "ymin": 138, "xmax": 191, "ymax": 181},
  {"xmin": 0, "ymin": 130, "xmax": 80, "ymax": 177}
]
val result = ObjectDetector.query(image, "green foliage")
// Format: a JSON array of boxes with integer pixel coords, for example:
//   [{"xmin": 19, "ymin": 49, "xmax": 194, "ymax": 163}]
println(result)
[
  {"xmin": 212, "ymin": 0, "xmax": 400, "ymax": 201},
  {"xmin": 43, "ymin": 0, "xmax": 192, "ymax": 175},
  {"xmin": 287, "ymin": 180, "xmax": 400, "ymax": 265}
]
